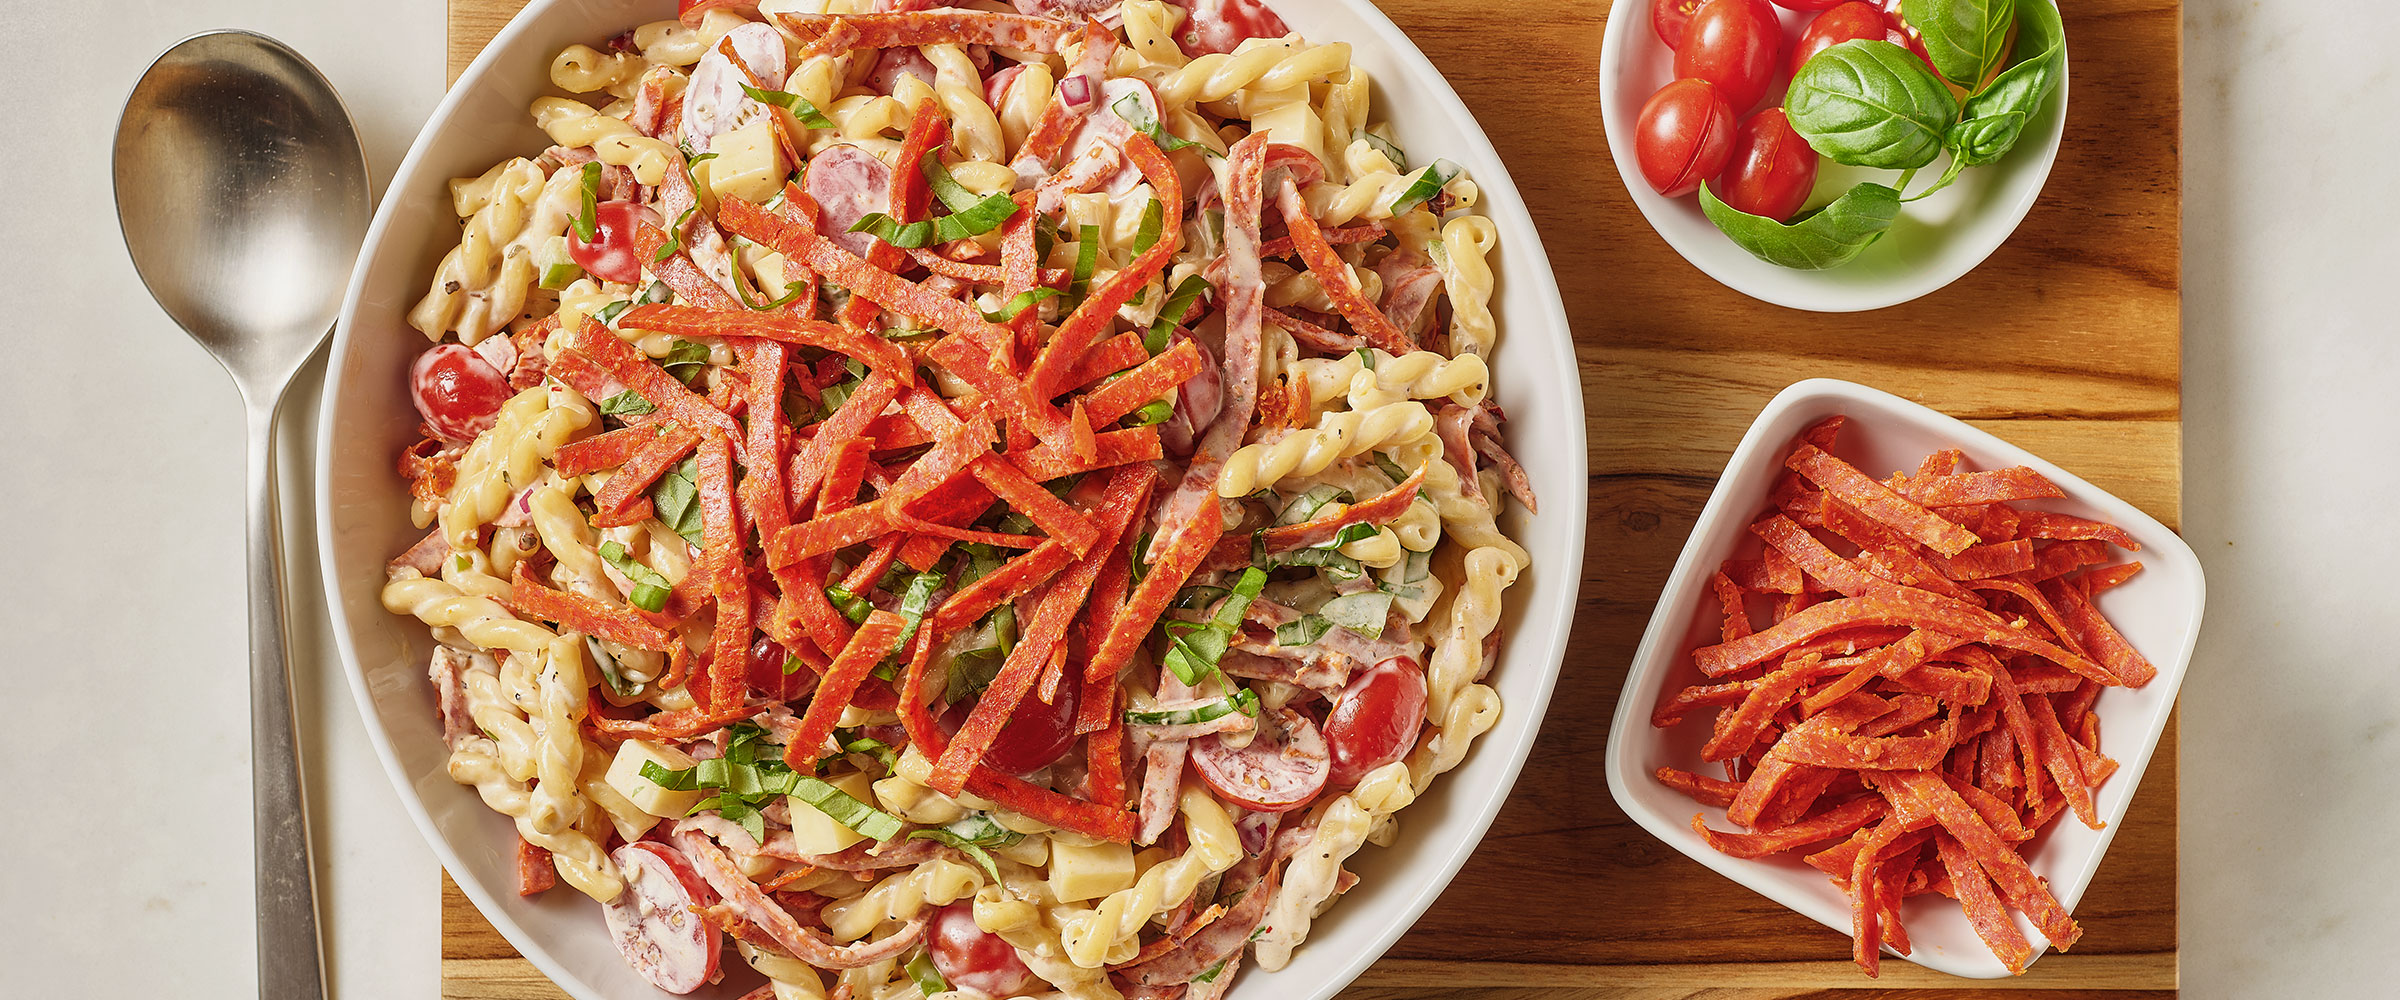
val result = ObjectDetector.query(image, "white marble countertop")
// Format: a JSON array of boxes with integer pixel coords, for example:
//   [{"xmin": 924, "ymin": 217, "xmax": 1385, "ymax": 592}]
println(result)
[{"xmin": 2, "ymin": 0, "xmax": 2390, "ymax": 996}]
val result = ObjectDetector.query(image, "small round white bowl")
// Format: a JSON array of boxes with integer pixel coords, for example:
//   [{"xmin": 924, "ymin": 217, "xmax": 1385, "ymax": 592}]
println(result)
[
  {"xmin": 1603, "ymin": 379, "xmax": 2200, "ymax": 979},
  {"xmin": 315, "ymin": 2, "xmax": 1585, "ymax": 998},
  {"xmin": 1597, "ymin": 2, "xmax": 2070, "ymax": 312}
]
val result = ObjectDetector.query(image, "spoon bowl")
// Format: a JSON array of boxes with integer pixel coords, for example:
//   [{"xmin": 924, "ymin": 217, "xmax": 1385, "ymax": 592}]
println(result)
[
  {"xmin": 115, "ymin": 29, "xmax": 369, "ymax": 392},
  {"xmin": 112, "ymin": 29, "xmax": 369, "ymax": 1000}
]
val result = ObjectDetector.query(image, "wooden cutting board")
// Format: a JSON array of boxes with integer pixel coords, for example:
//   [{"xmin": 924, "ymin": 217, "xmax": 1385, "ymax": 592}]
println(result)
[{"xmin": 440, "ymin": 1, "xmax": 2182, "ymax": 996}]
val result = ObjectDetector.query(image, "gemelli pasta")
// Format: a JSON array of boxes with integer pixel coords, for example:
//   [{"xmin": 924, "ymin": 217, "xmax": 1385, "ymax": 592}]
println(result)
[{"xmin": 383, "ymin": 1, "xmax": 1534, "ymax": 996}]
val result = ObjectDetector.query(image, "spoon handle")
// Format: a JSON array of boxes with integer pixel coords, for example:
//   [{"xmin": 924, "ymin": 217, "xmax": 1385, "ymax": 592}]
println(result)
[{"xmin": 245, "ymin": 403, "xmax": 328, "ymax": 1000}]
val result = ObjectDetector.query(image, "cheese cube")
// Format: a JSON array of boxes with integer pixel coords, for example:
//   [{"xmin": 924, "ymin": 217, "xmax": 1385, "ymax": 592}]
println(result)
[
  {"xmin": 785, "ymin": 771, "xmax": 879, "ymax": 856},
  {"xmin": 604, "ymin": 739, "xmax": 704, "ymax": 819},
  {"xmin": 1049, "ymin": 840, "xmax": 1137, "ymax": 903},
  {"xmin": 702, "ymin": 118, "xmax": 788, "ymax": 207}
]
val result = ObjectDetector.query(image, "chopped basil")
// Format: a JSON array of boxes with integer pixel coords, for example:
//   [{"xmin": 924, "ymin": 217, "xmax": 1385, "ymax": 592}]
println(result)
[
  {"xmin": 818, "ymin": 727, "xmax": 899, "ymax": 771},
  {"xmin": 1170, "ymin": 585, "xmax": 1230, "ymax": 611},
  {"xmin": 1371, "ymin": 450, "xmax": 1411, "ymax": 486},
  {"xmin": 907, "ymin": 812, "xmax": 1024, "ymax": 883},
  {"xmin": 1133, "ymin": 198, "xmax": 1164, "ymax": 256},
  {"xmin": 573, "ymin": 160, "xmax": 601, "ymax": 242},
  {"xmin": 1159, "ymin": 567, "xmax": 1267, "ymax": 684},
  {"xmin": 980, "ymin": 287, "xmax": 1060, "ymax": 322},
  {"xmin": 595, "ymin": 299, "xmax": 634, "ymax": 327},
  {"xmin": 651, "ymin": 204, "xmax": 700, "ymax": 263},
  {"xmin": 1127, "ymin": 399, "xmax": 1174, "ymax": 427},
  {"xmin": 687, "ymin": 152, "xmax": 718, "ymax": 166},
  {"xmin": 539, "ymin": 260, "xmax": 584, "ymax": 291},
  {"xmin": 1143, "ymin": 274, "xmax": 1210, "ymax": 355},
  {"xmin": 1404, "ymin": 547, "xmax": 1432, "ymax": 583},
  {"xmin": 824, "ymin": 583, "xmax": 873, "ymax": 624},
  {"xmin": 780, "ymin": 653, "xmax": 804, "ymax": 676},
  {"xmin": 1069, "ymin": 224, "xmax": 1102, "ymax": 304},
  {"xmin": 659, "ymin": 339, "xmax": 712, "ymax": 385},
  {"xmin": 650, "ymin": 456, "xmax": 706, "ymax": 548},
  {"xmin": 640, "ymin": 280, "xmax": 674, "ymax": 304},
  {"xmin": 586, "ymin": 636, "xmax": 638, "ymax": 697},
  {"xmin": 1387, "ymin": 158, "xmax": 1463, "ymax": 215},
  {"xmin": 1278, "ymin": 484, "xmax": 1354, "ymax": 526},
  {"xmin": 739, "ymin": 82, "xmax": 836, "ymax": 129},
  {"xmin": 1357, "ymin": 129, "xmax": 1406, "ymax": 169},
  {"xmin": 636, "ymin": 723, "xmax": 902, "ymax": 841},
  {"xmin": 1354, "ymin": 346, "xmax": 1378, "ymax": 370},
  {"xmin": 1324, "ymin": 522, "xmax": 1382, "ymax": 548},
  {"xmin": 904, "ymin": 949, "xmax": 949, "ymax": 996},
  {"xmin": 1254, "ymin": 540, "xmax": 1363, "ymax": 581},
  {"xmin": 1110, "ymin": 91, "xmax": 1217, "ymax": 158},
  {"xmin": 598, "ymin": 390, "xmax": 655, "ymax": 416},
  {"xmin": 1319, "ymin": 591, "xmax": 1394, "ymax": 638},
  {"xmin": 1125, "ymin": 689, "xmax": 1257, "ymax": 726},
  {"xmin": 849, "ymin": 151, "xmax": 1019, "ymax": 250},
  {"xmin": 597, "ymin": 540, "xmax": 672, "ymax": 612},
  {"xmin": 733, "ymin": 272, "xmax": 807, "ymax": 311},
  {"xmin": 1193, "ymin": 958, "xmax": 1230, "ymax": 983},
  {"xmin": 1274, "ymin": 614, "xmax": 1331, "ymax": 646},
  {"xmin": 887, "ymin": 571, "xmax": 946, "ymax": 654}
]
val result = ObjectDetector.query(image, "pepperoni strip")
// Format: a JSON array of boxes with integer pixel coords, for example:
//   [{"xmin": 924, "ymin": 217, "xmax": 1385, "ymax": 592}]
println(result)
[
  {"xmin": 1691, "ymin": 796, "xmax": 1887, "ymax": 860},
  {"xmin": 1258, "ymin": 221, "xmax": 1387, "ymax": 260},
  {"xmin": 1011, "ymin": 426, "xmax": 1162, "ymax": 482},
  {"xmin": 928, "ymin": 463, "xmax": 1152, "ymax": 793},
  {"xmin": 1894, "ymin": 467, "xmax": 2064, "ymax": 507},
  {"xmin": 1076, "ymin": 339, "xmax": 1203, "ymax": 426},
  {"xmin": 926, "ymin": 334, "xmax": 1072, "ymax": 442},
  {"xmin": 1273, "ymin": 178, "xmax": 1411, "ymax": 354},
  {"xmin": 1935, "ymin": 832, "xmax": 2037, "ymax": 974},
  {"xmin": 1873, "ymin": 770, "xmax": 2081, "ymax": 948},
  {"xmin": 589, "ymin": 700, "xmax": 766, "ymax": 740},
  {"xmin": 930, "ymin": 541, "xmax": 1074, "ymax": 636},
  {"xmin": 737, "ymin": 342, "xmax": 793, "ymax": 542},
  {"xmin": 767, "ymin": 411, "xmax": 991, "ymax": 564},
  {"xmin": 1028, "ymin": 134, "xmax": 1182, "ymax": 400},
  {"xmin": 2015, "ymin": 510, "xmax": 2144, "ymax": 551},
  {"xmin": 1692, "ymin": 586, "xmax": 2112, "ymax": 684},
  {"xmin": 1084, "ymin": 494, "xmax": 1225, "ymax": 688},
  {"xmin": 781, "ymin": 609, "xmax": 907, "ymax": 770},
  {"xmin": 1148, "ymin": 134, "xmax": 1270, "ymax": 552},
  {"xmin": 897, "ymin": 389, "xmax": 1101, "ymax": 555},
  {"xmin": 581, "ymin": 417, "xmax": 703, "ymax": 517},
  {"xmin": 633, "ymin": 223, "xmax": 745, "ymax": 311},
  {"xmin": 618, "ymin": 304, "xmax": 910, "ymax": 383},
  {"xmin": 554, "ymin": 424, "xmax": 665, "ymax": 477},
  {"xmin": 506, "ymin": 563, "xmax": 678, "ymax": 651},
  {"xmin": 1786, "ymin": 443, "xmax": 1981, "ymax": 557},
  {"xmin": 559, "ymin": 318, "xmax": 745, "ymax": 448},
  {"xmin": 787, "ymin": 11, "xmax": 1079, "ymax": 58},
  {"xmin": 697, "ymin": 436, "xmax": 752, "ymax": 710},
  {"xmin": 2038, "ymin": 577, "xmax": 2158, "ymax": 687},
  {"xmin": 719, "ymin": 191, "xmax": 1019, "ymax": 354}
]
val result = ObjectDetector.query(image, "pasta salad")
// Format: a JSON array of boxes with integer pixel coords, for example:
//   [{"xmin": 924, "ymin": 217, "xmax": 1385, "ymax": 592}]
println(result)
[{"xmin": 383, "ymin": 1, "xmax": 1534, "ymax": 996}]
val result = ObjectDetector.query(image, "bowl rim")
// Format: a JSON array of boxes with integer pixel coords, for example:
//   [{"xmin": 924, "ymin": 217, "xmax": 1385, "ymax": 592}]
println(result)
[
  {"xmin": 314, "ymin": 1, "xmax": 1589, "ymax": 997},
  {"xmin": 1600, "ymin": 377, "xmax": 2202, "ymax": 978},
  {"xmin": 1594, "ymin": 1, "xmax": 2072, "ymax": 313}
]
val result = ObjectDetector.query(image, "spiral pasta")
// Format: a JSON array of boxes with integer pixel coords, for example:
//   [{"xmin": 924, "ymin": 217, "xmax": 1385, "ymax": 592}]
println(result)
[
  {"xmin": 1055, "ymin": 786, "xmax": 1241, "ymax": 967},
  {"xmin": 530, "ymin": 97, "xmax": 680, "ymax": 185},
  {"xmin": 439, "ymin": 383, "xmax": 597, "ymax": 549},
  {"xmin": 409, "ymin": 158, "xmax": 567, "ymax": 344},
  {"xmin": 1438, "ymin": 215, "xmax": 1502, "ymax": 358},
  {"xmin": 382, "ymin": 574, "xmax": 554, "ymax": 653},
  {"xmin": 1254, "ymin": 762, "xmax": 1417, "ymax": 970},
  {"xmin": 1293, "ymin": 348, "xmax": 1490, "ymax": 411},
  {"xmin": 821, "ymin": 859, "xmax": 984, "ymax": 941},
  {"xmin": 1411, "ymin": 546, "xmax": 1519, "ymax": 784},
  {"xmin": 1217, "ymin": 400, "xmax": 1436, "ymax": 496},
  {"xmin": 1143, "ymin": 36, "xmax": 1351, "ymax": 113}
]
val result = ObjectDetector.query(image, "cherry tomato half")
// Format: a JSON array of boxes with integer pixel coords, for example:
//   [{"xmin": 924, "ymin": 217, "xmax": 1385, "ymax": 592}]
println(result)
[
  {"xmin": 1673, "ymin": 0, "xmax": 1782, "ymax": 112},
  {"xmin": 1651, "ymin": 0, "xmax": 1704, "ymax": 48},
  {"xmin": 1323, "ymin": 656, "xmax": 1429, "ymax": 788},
  {"xmin": 748, "ymin": 637, "xmax": 817, "ymax": 702},
  {"xmin": 1191, "ymin": 706, "xmax": 1331, "ymax": 813},
  {"xmin": 981, "ymin": 679, "xmax": 1080, "ymax": 776},
  {"xmin": 409, "ymin": 343, "xmax": 511, "ymax": 442},
  {"xmin": 1634, "ymin": 78, "xmax": 1737, "ymax": 198},
  {"xmin": 569, "ymin": 200, "xmax": 650, "ymax": 285},
  {"xmin": 1715, "ymin": 109, "xmax": 1820, "ymax": 222},
  {"xmin": 1790, "ymin": 1, "xmax": 1933, "ymax": 77},
  {"xmin": 928, "ymin": 902, "xmax": 1039, "ymax": 998}
]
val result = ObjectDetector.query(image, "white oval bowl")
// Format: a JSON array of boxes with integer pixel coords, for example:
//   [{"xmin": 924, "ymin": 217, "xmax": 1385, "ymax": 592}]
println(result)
[
  {"xmin": 315, "ymin": 3, "xmax": 1587, "ymax": 998},
  {"xmin": 1597, "ymin": 2, "xmax": 2070, "ymax": 312},
  {"xmin": 1603, "ymin": 378, "xmax": 2200, "ymax": 978}
]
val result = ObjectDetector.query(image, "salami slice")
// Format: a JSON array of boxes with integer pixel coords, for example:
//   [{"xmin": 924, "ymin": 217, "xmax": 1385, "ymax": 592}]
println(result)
[
  {"xmin": 803, "ymin": 144, "xmax": 895, "ymax": 259},
  {"xmin": 683, "ymin": 21, "xmax": 788, "ymax": 153},
  {"xmin": 602, "ymin": 842, "xmax": 723, "ymax": 994}
]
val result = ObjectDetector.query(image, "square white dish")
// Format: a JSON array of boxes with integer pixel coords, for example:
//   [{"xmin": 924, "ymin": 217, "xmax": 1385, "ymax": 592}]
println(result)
[
  {"xmin": 313, "ymin": 2, "xmax": 1587, "ymax": 999},
  {"xmin": 1602, "ymin": 378, "xmax": 2200, "ymax": 979}
]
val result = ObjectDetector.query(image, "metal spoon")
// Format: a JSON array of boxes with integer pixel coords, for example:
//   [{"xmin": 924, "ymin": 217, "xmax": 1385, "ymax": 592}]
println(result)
[{"xmin": 112, "ymin": 30, "xmax": 368, "ymax": 1000}]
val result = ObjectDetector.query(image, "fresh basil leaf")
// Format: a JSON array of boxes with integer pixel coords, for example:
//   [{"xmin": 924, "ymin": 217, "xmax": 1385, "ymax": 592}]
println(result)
[
  {"xmin": 787, "ymin": 775, "xmax": 904, "ymax": 839},
  {"xmin": 1127, "ymin": 399, "xmax": 1174, "ymax": 427},
  {"xmin": 906, "ymin": 812, "xmax": 1022, "ymax": 883},
  {"xmin": 1275, "ymin": 614, "xmax": 1333, "ymax": 647},
  {"xmin": 574, "ymin": 161, "xmax": 601, "ymax": 242},
  {"xmin": 739, "ymin": 82, "xmax": 836, "ymax": 129},
  {"xmin": 1356, "ymin": 129, "xmax": 1405, "ymax": 169},
  {"xmin": 1700, "ymin": 181, "xmax": 1903, "ymax": 270},
  {"xmin": 848, "ymin": 212, "xmax": 940, "ymax": 249},
  {"xmin": 1144, "ymin": 274, "xmax": 1210, "ymax": 355},
  {"xmin": 981, "ymin": 287, "xmax": 1060, "ymax": 322},
  {"xmin": 733, "ymin": 271, "xmax": 807, "ymax": 311},
  {"xmin": 1387, "ymin": 159, "xmax": 1461, "ymax": 215},
  {"xmin": 595, "ymin": 299, "xmax": 635, "ymax": 327},
  {"xmin": 1904, "ymin": 0, "xmax": 2018, "ymax": 88},
  {"xmin": 1110, "ymin": 91, "xmax": 1215, "ymax": 157},
  {"xmin": 1158, "ymin": 567, "xmax": 1265, "ymax": 684},
  {"xmin": 1787, "ymin": 39, "xmax": 1960, "ymax": 169},
  {"xmin": 688, "ymin": 151, "xmax": 718, "ymax": 166},
  {"xmin": 1354, "ymin": 346, "xmax": 1378, "ymax": 370},
  {"xmin": 597, "ymin": 540, "xmax": 673, "ymax": 613},
  {"xmin": 1193, "ymin": 959, "xmax": 1229, "ymax": 984},
  {"xmin": 1371, "ymin": 451, "xmax": 1409, "ymax": 485},
  {"xmin": 1125, "ymin": 697, "xmax": 1244, "ymax": 727},
  {"xmin": 1133, "ymin": 198, "xmax": 1164, "ymax": 256},
  {"xmin": 905, "ymin": 949, "xmax": 949, "ymax": 997},
  {"xmin": 1255, "ymin": 542, "xmax": 1364, "ymax": 580},
  {"xmin": 1324, "ymin": 522, "xmax": 1381, "ymax": 547},
  {"xmin": 598, "ymin": 390, "xmax": 656, "ymax": 416},
  {"xmin": 1170, "ymin": 585, "xmax": 1231, "ymax": 611},
  {"xmin": 819, "ymin": 728, "xmax": 900, "ymax": 770},
  {"xmin": 887, "ymin": 571, "xmax": 946, "ymax": 656},
  {"xmin": 650, "ymin": 456, "xmax": 706, "ymax": 548},
  {"xmin": 851, "ymin": 197, "xmax": 1017, "ymax": 250},
  {"xmin": 659, "ymin": 339, "xmax": 712, "ymax": 385},
  {"xmin": 1948, "ymin": 0, "xmax": 2064, "ymax": 167},
  {"xmin": 1404, "ymin": 547, "xmax": 1432, "ymax": 584}
]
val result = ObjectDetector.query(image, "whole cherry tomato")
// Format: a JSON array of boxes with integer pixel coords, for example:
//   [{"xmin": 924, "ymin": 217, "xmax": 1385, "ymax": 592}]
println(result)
[
  {"xmin": 409, "ymin": 343, "xmax": 510, "ymax": 441},
  {"xmin": 1673, "ymin": 0, "xmax": 1782, "ymax": 111},
  {"xmin": 1652, "ymin": 0, "xmax": 1704, "ymax": 48},
  {"xmin": 1322, "ymin": 656, "xmax": 1428, "ymax": 788},
  {"xmin": 1634, "ymin": 78, "xmax": 1737, "ymax": 198},
  {"xmin": 568, "ymin": 200, "xmax": 650, "ymax": 285},
  {"xmin": 927, "ymin": 902, "xmax": 1039, "ymax": 998},
  {"xmin": 1789, "ymin": 1, "xmax": 1934, "ymax": 76},
  {"xmin": 1769, "ymin": 0, "xmax": 1852, "ymax": 9},
  {"xmin": 980, "ymin": 678, "xmax": 1079, "ymax": 776},
  {"xmin": 1715, "ymin": 109, "xmax": 1820, "ymax": 222}
]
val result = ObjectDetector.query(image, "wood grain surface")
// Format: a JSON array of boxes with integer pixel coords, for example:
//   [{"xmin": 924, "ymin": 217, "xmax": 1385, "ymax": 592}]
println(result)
[{"xmin": 438, "ymin": 0, "xmax": 2183, "ymax": 994}]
